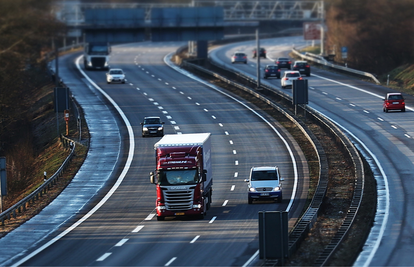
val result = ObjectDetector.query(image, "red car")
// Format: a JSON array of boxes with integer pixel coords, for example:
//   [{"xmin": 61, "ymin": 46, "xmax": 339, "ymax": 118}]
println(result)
[{"xmin": 383, "ymin": 93, "xmax": 405, "ymax": 112}]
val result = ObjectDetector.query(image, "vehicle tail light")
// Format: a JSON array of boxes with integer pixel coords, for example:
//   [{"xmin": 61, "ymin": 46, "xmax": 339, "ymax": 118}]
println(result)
[
  {"xmin": 265, "ymin": 69, "xmax": 269, "ymax": 72},
  {"xmin": 306, "ymin": 65, "xmax": 310, "ymax": 67},
  {"xmin": 288, "ymin": 61, "xmax": 292, "ymax": 64},
  {"xmin": 298, "ymin": 77, "xmax": 303, "ymax": 80},
  {"xmin": 278, "ymin": 69, "xmax": 281, "ymax": 72},
  {"xmin": 284, "ymin": 77, "xmax": 289, "ymax": 80},
  {"xmin": 244, "ymin": 56, "xmax": 247, "ymax": 59},
  {"xmin": 276, "ymin": 61, "xmax": 280, "ymax": 64}
]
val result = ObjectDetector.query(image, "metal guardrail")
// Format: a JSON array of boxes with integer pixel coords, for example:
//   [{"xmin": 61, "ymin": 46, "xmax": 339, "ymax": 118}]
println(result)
[
  {"xmin": 180, "ymin": 57, "xmax": 365, "ymax": 266},
  {"xmin": 0, "ymin": 138, "xmax": 75, "ymax": 225},
  {"xmin": 291, "ymin": 48, "xmax": 381, "ymax": 85}
]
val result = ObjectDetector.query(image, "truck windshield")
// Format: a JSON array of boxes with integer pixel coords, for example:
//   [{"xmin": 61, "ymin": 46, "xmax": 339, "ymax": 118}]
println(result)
[
  {"xmin": 159, "ymin": 169, "xmax": 198, "ymax": 185},
  {"xmin": 89, "ymin": 45, "xmax": 109, "ymax": 55}
]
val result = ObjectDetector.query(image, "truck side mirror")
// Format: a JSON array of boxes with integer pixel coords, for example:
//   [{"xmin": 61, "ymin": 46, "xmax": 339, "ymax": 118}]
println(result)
[
  {"xmin": 244, "ymin": 179, "xmax": 249, "ymax": 183},
  {"xmin": 280, "ymin": 178, "xmax": 285, "ymax": 181},
  {"xmin": 150, "ymin": 172, "xmax": 155, "ymax": 184},
  {"xmin": 202, "ymin": 170, "xmax": 207, "ymax": 181}
]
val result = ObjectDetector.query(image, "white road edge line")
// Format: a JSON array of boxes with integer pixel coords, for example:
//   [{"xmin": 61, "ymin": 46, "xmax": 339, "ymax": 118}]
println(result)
[{"xmin": 11, "ymin": 55, "xmax": 136, "ymax": 267}]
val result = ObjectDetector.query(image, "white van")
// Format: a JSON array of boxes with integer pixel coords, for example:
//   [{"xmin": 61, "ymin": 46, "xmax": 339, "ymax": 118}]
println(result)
[{"xmin": 245, "ymin": 166, "xmax": 284, "ymax": 204}]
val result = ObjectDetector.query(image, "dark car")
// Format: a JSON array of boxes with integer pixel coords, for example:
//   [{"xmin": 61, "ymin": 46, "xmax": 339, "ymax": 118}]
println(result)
[
  {"xmin": 253, "ymin": 47, "xmax": 266, "ymax": 58},
  {"xmin": 263, "ymin": 65, "xmax": 281, "ymax": 79},
  {"xmin": 275, "ymin": 57, "xmax": 291, "ymax": 69},
  {"xmin": 141, "ymin": 116, "xmax": 165, "ymax": 137},
  {"xmin": 292, "ymin": 61, "xmax": 311, "ymax": 76},
  {"xmin": 383, "ymin": 93, "xmax": 405, "ymax": 112}
]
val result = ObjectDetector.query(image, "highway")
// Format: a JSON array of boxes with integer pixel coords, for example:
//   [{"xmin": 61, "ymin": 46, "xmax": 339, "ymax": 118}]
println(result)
[
  {"xmin": 209, "ymin": 36, "xmax": 414, "ymax": 266},
  {"xmin": 3, "ymin": 35, "xmax": 414, "ymax": 266},
  {"xmin": 6, "ymin": 41, "xmax": 308, "ymax": 266}
]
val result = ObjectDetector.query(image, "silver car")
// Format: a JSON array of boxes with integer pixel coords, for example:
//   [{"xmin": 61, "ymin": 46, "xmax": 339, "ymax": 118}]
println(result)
[
  {"xmin": 106, "ymin": 68, "xmax": 126, "ymax": 84},
  {"xmin": 231, "ymin": 52, "xmax": 247, "ymax": 64}
]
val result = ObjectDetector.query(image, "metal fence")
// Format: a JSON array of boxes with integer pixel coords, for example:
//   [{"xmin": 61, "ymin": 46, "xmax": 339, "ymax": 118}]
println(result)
[{"xmin": 0, "ymin": 139, "xmax": 75, "ymax": 225}]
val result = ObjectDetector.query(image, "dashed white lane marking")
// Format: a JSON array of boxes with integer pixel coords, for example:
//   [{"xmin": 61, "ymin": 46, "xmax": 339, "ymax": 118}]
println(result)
[
  {"xmin": 209, "ymin": 216, "xmax": 217, "ymax": 223},
  {"xmin": 145, "ymin": 213, "xmax": 155, "ymax": 220},
  {"xmin": 222, "ymin": 200, "xmax": 229, "ymax": 206},
  {"xmin": 231, "ymin": 185, "xmax": 235, "ymax": 191},
  {"xmin": 391, "ymin": 125, "xmax": 397, "ymax": 129},
  {"xmin": 97, "ymin": 253, "xmax": 112, "ymax": 262},
  {"xmin": 225, "ymin": 131, "xmax": 229, "ymax": 135},
  {"xmin": 234, "ymin": 172, "xmax": 238, "ymax": 178},
  {"xmin": 229, "ymin": 140, "xmax": 233, "ymax": 144},
  {"xmin": 378, "ymin": 117, "xmax": 384, "ymax": 121},
  {"xmin": 115, "ymin": 239, "xmax": 128, "ymax": 247},
  {"xmin": 165, "ymin": 257, "xmax": 177, "ymax": 266},
  {"xmin": 132, "ymin": 225, "xmax": 144, "ymax": 233},
  {"xmin": 233, "ymin": 150, "xmax": 237, "ymax": 154},
  {"xmin": 235, "ymin": 160, "xmax": 239, "ymax": 165},
  {"xmin": 190, "ymin": 235, "xmax": 200, "ymax": 244}
]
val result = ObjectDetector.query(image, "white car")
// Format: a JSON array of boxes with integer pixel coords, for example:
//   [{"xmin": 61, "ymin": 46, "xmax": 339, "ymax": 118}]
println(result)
[
  {"xmin": 281, "ymin": 71, "xmax": 303, "ymax": 89},
  {"xmin": 106, "ymin": 68, "xmax": 126, "ymax": 84}
]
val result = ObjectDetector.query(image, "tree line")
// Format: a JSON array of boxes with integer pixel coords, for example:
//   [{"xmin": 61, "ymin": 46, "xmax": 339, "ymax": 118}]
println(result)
[
  {"xmin": 0, "ymin": 0, "xmax": 65, "ymax": 194},
  {"xmin": 325, "ymin": 0, "xmax": 414, "ymax": 74}
]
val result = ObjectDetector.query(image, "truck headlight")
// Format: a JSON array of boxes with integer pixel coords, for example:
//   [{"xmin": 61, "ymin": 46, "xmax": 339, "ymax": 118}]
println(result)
[
  {"xmin": 192, "ymin": 204, "xmax": 202, "ymax": 208},
  {"xmin": 273, "ymin": 186, "xmax": 281, "ymax": 191},
  {"xmin": 158, "ymin": 127, "xmax": 163, "ymax": 131},
  {"xmin": 157, "ymin": 206, "xmax": 166, "ymax": 211},
  {"xmin": 143, "ymin": 127, "xmax": 148, "ymax": 131},
  {"xmin": 87, "ymin": 61, "xmax": 92, "ymax": 66},
  {"xmin": 249, "ymin": 187, "xmax": 257, "ymax": 192}
]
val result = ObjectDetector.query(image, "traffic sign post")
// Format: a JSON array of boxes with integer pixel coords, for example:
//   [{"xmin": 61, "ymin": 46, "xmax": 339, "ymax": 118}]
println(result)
[
  {"xmin": 0, "ymin": 157, "xmax": 7, "ymax": 213},
  {"xmin": 342, "ymin": 46, "xmax": 348, "ymax": 66},
  {"xmin": 64, "ymin": 109, "xmax": 70, "ymax": 136}
]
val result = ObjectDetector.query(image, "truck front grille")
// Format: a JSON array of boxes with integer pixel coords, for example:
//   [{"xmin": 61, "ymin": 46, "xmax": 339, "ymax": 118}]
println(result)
[
  {"xmin": 91, "ymin": 57, "xmax": 106, "ymax": 67},
  {"xmin": 163, "ymin": 188, "xmax": 194, "ymax": 211}
]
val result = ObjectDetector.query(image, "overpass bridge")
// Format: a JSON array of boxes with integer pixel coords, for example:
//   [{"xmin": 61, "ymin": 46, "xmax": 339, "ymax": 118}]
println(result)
[{"xmin": 56, "ymin": 1, "xmax": 324, "ymax": 29}]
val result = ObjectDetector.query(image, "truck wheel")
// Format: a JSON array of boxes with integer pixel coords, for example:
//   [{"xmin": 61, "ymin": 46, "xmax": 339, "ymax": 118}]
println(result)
[
  {"xmin": 157, "ymin": 216, "xmax": 165, "ymax": 221},
  {"xmin": 248, "ymin": 197, "xmax": 253, "ymax": 204}
]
